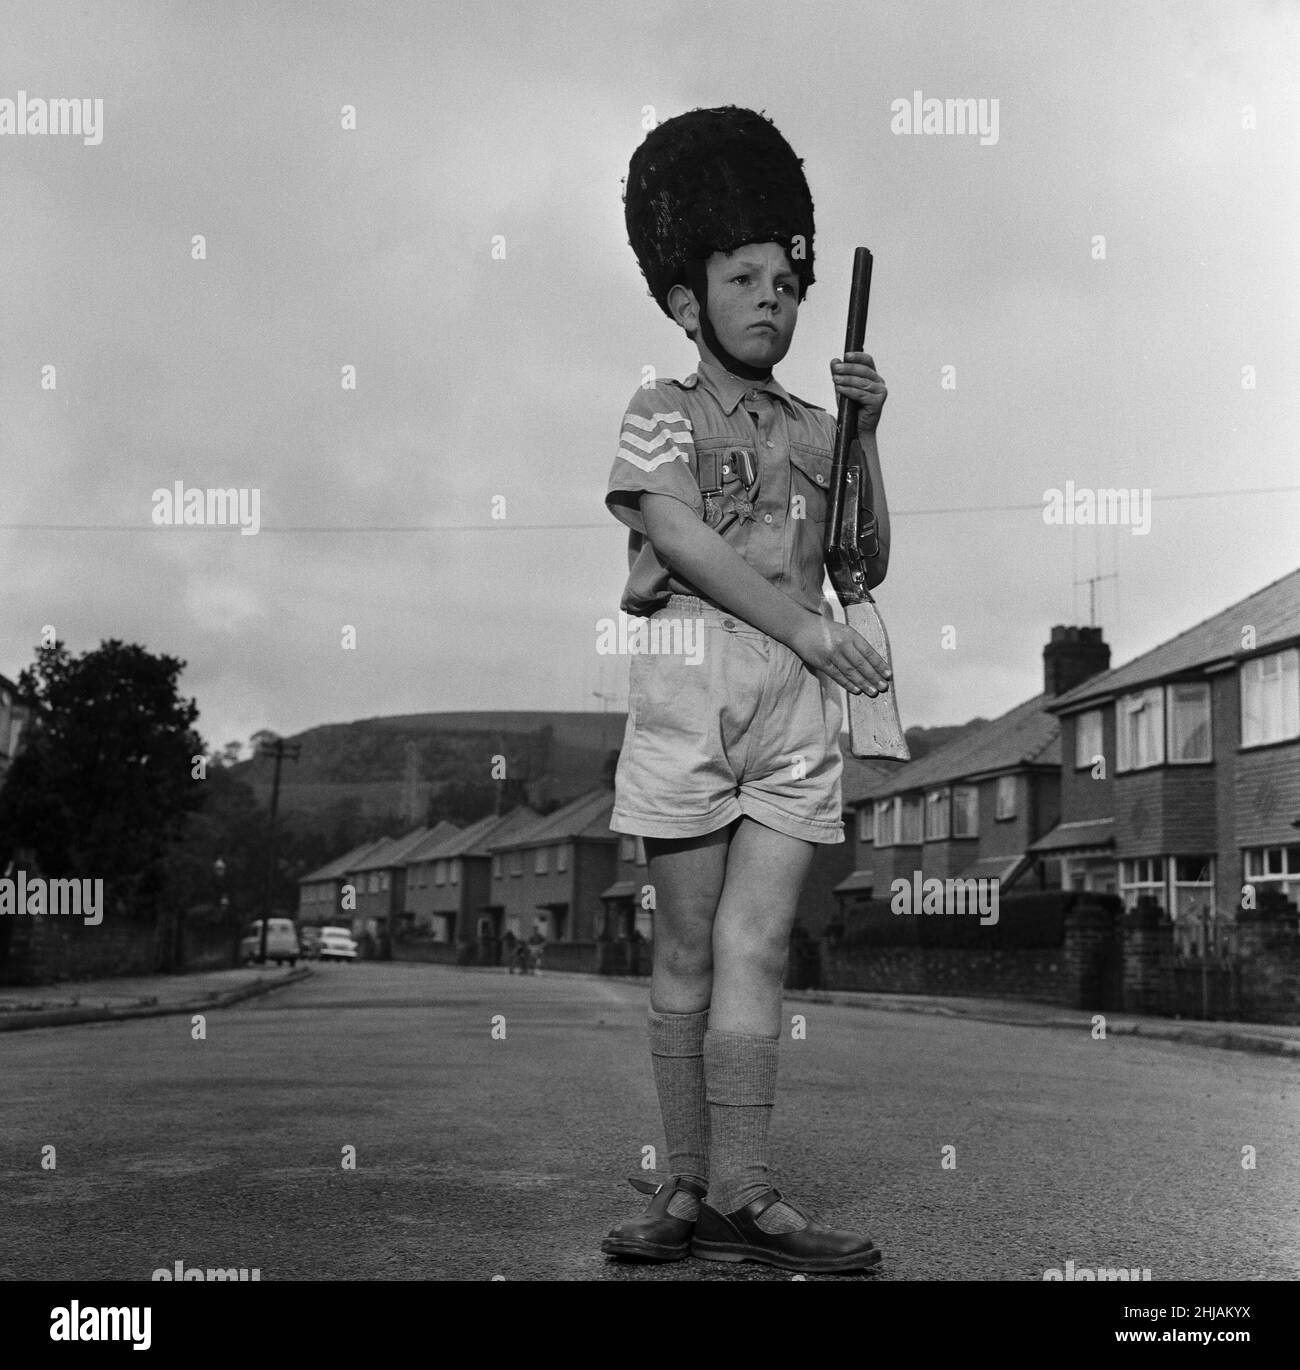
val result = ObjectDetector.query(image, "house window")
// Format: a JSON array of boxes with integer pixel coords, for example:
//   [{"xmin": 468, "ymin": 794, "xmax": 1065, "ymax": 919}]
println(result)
[
  {"xmin": 952, "ymin": 785, "xmax": 978, "ymax": 838},
  {"xmin": 857, "ymin": 807, "xmax": 873, "ymax": 845},
  {"xmin": 492, "ymin": 855, "xmax": 501, "ymax": 880},
  {"xmin": 434, "ymin": 861, "xmax": 446, "ymax": 887},
  {"xmin": 449, "ymin": 859, "xmax": 460, "ymax": 886},
  {"xmin": 380, "ymin": 871, "xmax": 389, "ymax": 892},
  {"xmin": 1116, "ymin": 687, "xmax": 1164, "ymax": 771},
  {"xmin": 620, "ymin": 835, "xmax": 636, "ymax": 862},
  {"xmin": 1119, "ymin": 856, "xmax": 1165, "ymax": 911},
  {"xmin": 995, "ymin": 775, "xmax": 1016, "ymax": 820},
  {"xmin": 510, "ymin": 851, "xmax": 523, "ymax": 877},
  {"xmin": 1167, "ymin": 683, "xmax": 1211, "ymax": 763},
  {"xmin": 1074, "ymin": 710, "xmax": 1103, "ymax": 770},
  {"xmin": 1169, "ymin": 857, "xmax": 1215, "ymax": 953},
  {"xmin": 556, "ymin": 845, "xmax": 568, "ymax": 873},
  {"xmin": 899, "ymin": 796, "xmax": 923, "ymax": 844},
  {"xmin": 535, "ymin": 846, "xmax": 549, "ymax": 875},
  {"xmin": 417, "ymin": 864, "xmax": 427, "ymax": 888},
  {"xmin": 634, "ymin": 837, "xmax": 646, "ymax": 866},
  {"xmin": 924, "ymin": 789, "xmax": 950, "ymax": 840},
  {"xmin": 1244, "ymin": 846, "xmax": 1300, "ymax": 908},
  {"xmin": 1241, "ymin": 649, "xmax": 1300, "ymax": 747},
  {"xmin": 368, "ymin": 873, "xmax": 379, "ymax": 893},
  {"xmin": 874, "ymin": 799, "xmax": 894, "ymax": 847}
]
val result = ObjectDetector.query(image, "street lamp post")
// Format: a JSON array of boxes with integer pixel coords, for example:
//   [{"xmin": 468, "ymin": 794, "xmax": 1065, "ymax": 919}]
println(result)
[{"xmin": 214, "ymin": 856, "xmax": 230, "ymax": 967}]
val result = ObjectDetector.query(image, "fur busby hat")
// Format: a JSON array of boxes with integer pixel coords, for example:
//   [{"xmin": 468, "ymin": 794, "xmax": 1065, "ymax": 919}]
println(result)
[{"xmin": 624, "ymin": 105, "xmax": 815, "ymax": 318}]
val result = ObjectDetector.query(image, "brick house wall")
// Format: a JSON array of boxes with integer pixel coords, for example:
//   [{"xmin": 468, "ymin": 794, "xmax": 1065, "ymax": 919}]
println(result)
[
  {"xmin": 1057, "ymin": 709, "xmax": 1117, "ymax": 824},
  {"xmin": 1112, "ymin": 767, "xmax": 1218, "ymax": 860},
  {"xmin": 569, "ymin": 840, "xmax": 618, "ymax": 941}
]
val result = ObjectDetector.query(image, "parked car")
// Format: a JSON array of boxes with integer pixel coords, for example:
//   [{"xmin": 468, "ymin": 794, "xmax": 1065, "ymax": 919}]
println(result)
[
  {"xmin": 240, "ymin": 918, "xmax": 300, "ymax": 967},
  {"xmin": 317, "ymin": 927, "xmax": 358, "ymax": 962},
  {"xmin": 298, "ymin": 926, "xmax": 323, "ymax": 960}
]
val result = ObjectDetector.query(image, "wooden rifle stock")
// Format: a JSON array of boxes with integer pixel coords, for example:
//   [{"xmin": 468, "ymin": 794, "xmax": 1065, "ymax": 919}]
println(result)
[{"xmin": 825, "ymin": 247, "xmax": 910, "ymax": 760}]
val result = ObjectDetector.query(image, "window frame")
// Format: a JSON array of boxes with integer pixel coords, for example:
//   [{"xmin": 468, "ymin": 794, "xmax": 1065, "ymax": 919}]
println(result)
[
  {"xmin": 1116, "ymin": 687, "xmax": 1165, "ymax": 772},
  {"xmin": 1240, "ymin": 648, "xmax": 1300, "ymax": 748},
  {"xmin": 873, "ymin": 799, "xmax": 895, "ymax": 848},
  {"xmin": 1166, "ymin": 681, "xmax": 1212, "ymax": 764},
  {"xmin": 1074, "ymin": 710, "xmax": 1103, "ymax": 770},
  {"xmin": 952, "ymin": 785, "xmax": 978, "ymax": 838},
  {"xmin": 924, "ymin": 788, "xmax": 951, "ymax": 841},
  {"xmin": 898, "ymin": 795, "xmax": 923, "ymax": 845}
]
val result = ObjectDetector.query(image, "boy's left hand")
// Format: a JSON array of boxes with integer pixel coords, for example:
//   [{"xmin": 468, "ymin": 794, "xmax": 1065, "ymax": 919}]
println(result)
[{"xmin": 830, "ymin": 351, "xmax": 887, "ymax": 435}]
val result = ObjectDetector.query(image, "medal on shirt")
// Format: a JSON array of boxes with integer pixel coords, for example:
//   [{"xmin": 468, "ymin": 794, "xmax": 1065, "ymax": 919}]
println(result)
[{"xmin": 730, "ymin": 445, "xmax": 759, "ymax": 524}]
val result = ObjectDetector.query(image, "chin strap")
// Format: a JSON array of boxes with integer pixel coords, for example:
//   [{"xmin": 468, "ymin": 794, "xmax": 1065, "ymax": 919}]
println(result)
[{"xmin": 684, "ymin": 261, "xmax": 772, "ymax": 382}]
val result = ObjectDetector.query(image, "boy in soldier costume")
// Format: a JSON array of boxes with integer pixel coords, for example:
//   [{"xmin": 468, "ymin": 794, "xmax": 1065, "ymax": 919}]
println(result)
[{"xmin": 601, "ymin": 106, "xmax": 893, "ymax": 1273}]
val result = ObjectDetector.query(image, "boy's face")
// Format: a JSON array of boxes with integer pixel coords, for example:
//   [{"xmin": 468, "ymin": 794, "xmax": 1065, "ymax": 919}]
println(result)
[{"xmin": 686, "ymin": 241, "xmax": 800, "ymax": 369}]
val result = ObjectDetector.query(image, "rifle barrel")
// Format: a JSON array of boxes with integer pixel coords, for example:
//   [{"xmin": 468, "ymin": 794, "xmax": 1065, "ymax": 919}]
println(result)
[{"xmin": 826, "ymin": 247, "xmax": 873, "ymax": 549}]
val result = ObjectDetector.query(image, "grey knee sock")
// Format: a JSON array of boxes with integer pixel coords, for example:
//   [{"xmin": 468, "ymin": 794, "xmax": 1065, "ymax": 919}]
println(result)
[
  {"xmin": 649, "ymin": 1008, "xmax": 710, "ymax": 1219},
  {"xmin": 704, "ymin": 1028, "xmax": 807, "ymax": 1234}
]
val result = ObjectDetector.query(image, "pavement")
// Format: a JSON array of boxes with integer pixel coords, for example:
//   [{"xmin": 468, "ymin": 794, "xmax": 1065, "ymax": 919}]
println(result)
[
  {"xmin": 0, "ymin": 964, "xmax": 312, "ymax": 1031},
  {"xmin": 442, "ymin": 962, "xmax": 1300, "ymax": 1058},
  {"xmin": 0, "ymin": 961, "xmax": 1297, "ymax": 1056}
]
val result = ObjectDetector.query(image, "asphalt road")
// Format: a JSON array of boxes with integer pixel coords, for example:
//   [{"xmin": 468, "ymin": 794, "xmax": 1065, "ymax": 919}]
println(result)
[{"xmin": 2, "ymin": 962, "xmax": 1297, "ymax": 1281}]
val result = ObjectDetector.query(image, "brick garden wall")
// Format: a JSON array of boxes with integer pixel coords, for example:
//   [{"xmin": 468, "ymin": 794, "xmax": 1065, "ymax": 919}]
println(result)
[
  {"xmin": 815, "ymin": 891, "xmax": 1300, "ymax": 1023},
  {"xmin": 820, "ymin": 945, "xmax": 1065, "ymax": 1002},
  {"xmin": 0, "ymin": 913, "xmax": 164, "ymax": 986}
]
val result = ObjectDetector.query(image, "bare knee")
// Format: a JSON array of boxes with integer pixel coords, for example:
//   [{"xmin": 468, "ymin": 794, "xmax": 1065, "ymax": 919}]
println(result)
[
  {"xmin": 716, "ymin": 923, "xmax": 788, "ymax": 983},
  {"xmin": 656, "ymin": 923, "xmax": 713, "ymax": 979}
]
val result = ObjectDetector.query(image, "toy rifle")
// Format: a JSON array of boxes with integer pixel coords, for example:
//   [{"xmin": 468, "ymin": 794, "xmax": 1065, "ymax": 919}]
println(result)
[{"xmin": 825, "ymin": 247, "xmax": 910, "ymax": 759}]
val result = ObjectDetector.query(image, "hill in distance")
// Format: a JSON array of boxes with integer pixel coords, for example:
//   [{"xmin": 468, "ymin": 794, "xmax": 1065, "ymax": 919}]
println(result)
[{"xmin": 233, "ymin": 710, "xmax": 979, "ymax": 830}]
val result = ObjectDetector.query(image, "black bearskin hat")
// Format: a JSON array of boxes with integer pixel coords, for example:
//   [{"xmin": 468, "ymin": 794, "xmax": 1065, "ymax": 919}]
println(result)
[{"xmin": 624, "ymin": 105, "xmax": 816, "ymax": 318}]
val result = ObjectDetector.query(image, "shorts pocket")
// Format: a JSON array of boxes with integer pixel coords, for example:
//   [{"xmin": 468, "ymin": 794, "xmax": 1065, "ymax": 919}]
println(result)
[{"xmin": 628, "ymin": 627, "xmax": 711, "ymax": 736}]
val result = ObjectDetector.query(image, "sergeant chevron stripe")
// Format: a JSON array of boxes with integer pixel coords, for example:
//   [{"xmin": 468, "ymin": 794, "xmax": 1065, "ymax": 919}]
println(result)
[{"xmin": 618, "ymin": 410, "xmax": 693, "ymax": 471}]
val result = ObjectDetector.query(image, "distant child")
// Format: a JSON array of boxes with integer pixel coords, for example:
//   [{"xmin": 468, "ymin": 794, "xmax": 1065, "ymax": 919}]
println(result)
[{"xmin": 600, "ymin": 107, "xmax": 893, "ymax": 1273}]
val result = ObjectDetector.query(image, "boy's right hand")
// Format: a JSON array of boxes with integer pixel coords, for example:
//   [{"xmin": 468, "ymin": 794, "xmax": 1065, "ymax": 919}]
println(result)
[{"xmin": 791, "ymin": 615, "xmax": 891, "ymax": 696}]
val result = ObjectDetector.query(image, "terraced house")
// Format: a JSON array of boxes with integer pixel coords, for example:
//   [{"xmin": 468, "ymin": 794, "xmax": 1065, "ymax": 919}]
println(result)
[
  {"xmin": 297, "ymin": 837, "xmax": 390, "ymax": 930},
  {"xmin": 403, "ymin": 808, "xmax": 537, "ymax": 942},
  {"xmin": 488, "ymin": 789, "xmax": 617, "ymax": 943},
  {"xmin": 1031, "ymin": 567, "xmax": 1300, "ymax": 950},
  {"xmin": 343, "ymin": 826, "xmax": 437, "ymax": 945},
  {"xmin": 836, "ymin": 625, "xmax": 1112, "ymax": 915}
]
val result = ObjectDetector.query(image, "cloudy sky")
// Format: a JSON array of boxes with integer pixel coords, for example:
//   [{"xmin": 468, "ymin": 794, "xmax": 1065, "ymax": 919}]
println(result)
[{"xmin": 2, "ymin": 0, "xmax": 1296, "ymax": 753}]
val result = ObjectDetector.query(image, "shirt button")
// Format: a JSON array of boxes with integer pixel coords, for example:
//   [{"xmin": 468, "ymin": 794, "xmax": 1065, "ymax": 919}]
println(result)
[
  {"xmin": 766, "ymin": 440, "xmax": 774, "ymax": 448},
  {"xmin": 816, "ymin": 473, "xmax": 825, "ymax": 484},
  {"xmin": 722, "ymin": 618, "xmax": 736, "ymax": 629},
  {"xmin": 722, "ymin": 464, "xmax": 731, "ymax": 474},
  {"xmin": 763, "ymin": 514, "xmax": 773, "ymax": 524}
]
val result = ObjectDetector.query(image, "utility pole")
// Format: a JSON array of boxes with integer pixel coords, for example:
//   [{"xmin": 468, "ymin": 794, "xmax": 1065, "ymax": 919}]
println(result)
[{"xmin": 258, "ymin": 736, "xmax": 301, "ymax": 964}]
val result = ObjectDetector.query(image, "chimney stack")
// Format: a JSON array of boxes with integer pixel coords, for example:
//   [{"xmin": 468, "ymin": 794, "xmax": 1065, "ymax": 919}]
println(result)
[{"xmin": 1043, "ymin": 625, "xmax": 1110, "ymax": 696}]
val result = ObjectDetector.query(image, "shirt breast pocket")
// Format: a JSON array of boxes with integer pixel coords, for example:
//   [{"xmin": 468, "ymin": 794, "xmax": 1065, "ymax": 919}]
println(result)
[
  {"xmin": 789, "ymin": 443, "xmax": 834, "ymax": 527},
  {"xmin": 695, "ymin": 438, "xmax": 755, "ymax": 529}
]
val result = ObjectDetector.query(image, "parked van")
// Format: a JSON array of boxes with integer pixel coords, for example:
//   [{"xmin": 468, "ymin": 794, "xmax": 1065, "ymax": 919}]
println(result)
[{"xmin": 239, "ymin": 918, "xmax": 300, "ymax": 966}]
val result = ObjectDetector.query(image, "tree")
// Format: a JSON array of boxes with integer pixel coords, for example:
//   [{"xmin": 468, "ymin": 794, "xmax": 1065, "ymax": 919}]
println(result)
[
  {"xmin": 158, "ymin": 755, "xmax": 265, "ymax": 925},
  {"xmin": 0, "ymin": 639, "xmax": 206, "ymax": 921}
]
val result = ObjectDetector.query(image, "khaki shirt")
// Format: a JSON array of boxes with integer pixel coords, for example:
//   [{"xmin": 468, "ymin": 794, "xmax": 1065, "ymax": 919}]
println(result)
[{"xmin": 606, "ymin": 357, "xmax": 838, "ymax": 617}]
